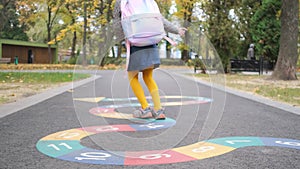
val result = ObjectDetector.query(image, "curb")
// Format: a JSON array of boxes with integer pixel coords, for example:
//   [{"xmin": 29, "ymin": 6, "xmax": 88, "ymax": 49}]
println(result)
[
  {"xmin": 174, "ymin": 71, "xmax": 300, "ymax": 116},
  {"xmin": 0, "ymin": 75, "xmax": 102, "ymax": 119}
]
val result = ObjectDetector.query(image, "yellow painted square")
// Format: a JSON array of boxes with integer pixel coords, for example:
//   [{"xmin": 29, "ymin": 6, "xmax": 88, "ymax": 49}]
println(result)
[
  {"xmin": 100, "ymin": 112, "xmax": 133, "ymax": 119},
  {"xmin": 173, "ymin": 141, "xmax": 235, "ymax": 160},
  {"xmin": 73, "ymin": 97, "xmax": 105, "ymax": 103},
  {"xmin": 40, "ymin": 129, "xmax": 94, "ymax": 141}
]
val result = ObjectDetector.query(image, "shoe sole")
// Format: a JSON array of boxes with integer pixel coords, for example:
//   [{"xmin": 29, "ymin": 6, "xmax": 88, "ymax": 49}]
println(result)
[
  {"xmin": 133, "ymin": 112, "xmax": 153, "ymax": 119},
  {"xmin": 155, "ymin": 113, "xmax": 166, "ymax": 120}
]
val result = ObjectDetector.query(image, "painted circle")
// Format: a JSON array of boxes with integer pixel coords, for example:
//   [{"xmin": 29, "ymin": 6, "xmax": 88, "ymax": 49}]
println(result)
[{"xmin": 89, "ymin": 95, "xmax": 212, "ymax": 122}]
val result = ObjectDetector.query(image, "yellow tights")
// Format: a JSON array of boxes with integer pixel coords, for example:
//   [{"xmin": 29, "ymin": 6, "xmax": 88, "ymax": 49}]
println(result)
[{"xmin": 128, "ymin": 68, "xmax": 161, "ymax": 111}]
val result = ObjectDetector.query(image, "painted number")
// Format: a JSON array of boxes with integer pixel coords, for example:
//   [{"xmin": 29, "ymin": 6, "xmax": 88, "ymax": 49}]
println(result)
[
  {"xmin": 275, "ymin": 141, "xmax": 300, "ymax": 146},
  {"xmin": 226, "ymin": 140, "xmax": 251, "ymax": 144},
  {"xmin": 139, "ymin": 153, "xmax": 171, "ymax": 160},
  {"xmin": 75, "ymin": 152, "xmax": 111, "ymax": 161},
  {"xmin": 58, "ymin": 132, "xmax": 80, "ymax": 139},
  {"xmin": 192, "ymin": 146, "xmax": 215, "ymax": 153},
  {"xmin": 47, "ymin": 143, "xmax": 72, "ymax": 151},
  {"xmin": 96, "ymin": 126, "xmax": 119, "ymax": 132},
  {"xmin": 140, "ymin": 123, "xmax": 164, "ymax": 129}
]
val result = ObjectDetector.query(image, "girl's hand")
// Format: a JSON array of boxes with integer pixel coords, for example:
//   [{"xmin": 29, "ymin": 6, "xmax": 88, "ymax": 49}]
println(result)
[{"xmin": 178, "ymin": 27, "xmax": 188, "ymax": 36}]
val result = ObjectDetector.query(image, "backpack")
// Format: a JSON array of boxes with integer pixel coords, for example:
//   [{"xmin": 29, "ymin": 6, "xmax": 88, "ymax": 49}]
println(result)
[{"xmin": 120, "ymin": 0, "xmax": 176, "ymax": 69}]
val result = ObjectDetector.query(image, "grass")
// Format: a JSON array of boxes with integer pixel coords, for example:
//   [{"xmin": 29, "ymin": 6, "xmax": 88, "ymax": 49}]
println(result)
[
  {"xmin": 0, "ymin": 72, "xmax": 91, "ymax": 104},
  {"xmin": 256, "ymin": 87, "xmax": 300, "ymax": 105},
  {"xmin": 0, "ymin": 72, "xmax": 90, "ymax": 83},
  {"xmin": 0, "ymin": 63, "xmax": 120, "ymax": 70},
  {"xmin": 0, "ymin": 97, "xmax": 9, "ymax": 103},
  {"xmin": 193, "ymin": 73, "xmax": 300, "ymax": 107}
]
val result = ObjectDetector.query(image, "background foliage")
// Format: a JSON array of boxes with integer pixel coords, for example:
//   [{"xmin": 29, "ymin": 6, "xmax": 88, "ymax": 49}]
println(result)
[{"xmin": 0, "ymin": 0, "xmax": 297, "ymax": 73}]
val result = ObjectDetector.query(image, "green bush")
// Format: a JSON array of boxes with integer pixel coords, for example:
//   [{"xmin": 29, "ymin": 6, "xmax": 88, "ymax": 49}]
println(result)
[{"xmin": 68, "ymin": 56, "xmax": 78, "ymax": 65}]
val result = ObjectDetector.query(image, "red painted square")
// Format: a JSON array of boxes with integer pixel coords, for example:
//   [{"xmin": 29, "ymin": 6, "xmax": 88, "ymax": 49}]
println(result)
[
  {"xmin": 124, "ymin": 149, "xmax": 196, "ymax": 165},
  {"xmin": 89, "ymin": 108, "xmax": 116, "ymax": 115},
  {"xmin": 80, "ymin": 125, "xmax": 136, "ymax": 134}
]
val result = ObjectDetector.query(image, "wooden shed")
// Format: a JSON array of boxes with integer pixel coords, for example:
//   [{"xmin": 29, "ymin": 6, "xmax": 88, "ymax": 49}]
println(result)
[{"xmin": 0, "ymin": 39, "xmax": 57, "ymax": 64}]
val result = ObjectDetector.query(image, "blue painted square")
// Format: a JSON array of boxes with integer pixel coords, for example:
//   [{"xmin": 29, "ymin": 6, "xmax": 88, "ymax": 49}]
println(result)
[
  {"xmin": 129, "ymin": 118, "xmax": 175, "ymax": 131},
  {"xmin": 154, "ymin": 118, "xmax": 176, "ymax": 124},
  {"xmin": 36, "ymin": 140, "xmax": 85, "ymax": 158},
  {"xmin": 260, "ymin": 137, "xmax": 300, "ymax": 150},
  {"xmin": 206, "ymin": 137, "xmax": 264, "ymax": 148},
  {"xmin": 130, "ymin": 123, "xmax": 173, "ymax": 131},
  {"xmin": 58, "ymin": 148, "xmax": 125, "ymax": 165},
  {"xmin": 129, "ymin": 123, "xmax": 166, "ymax": 131}
]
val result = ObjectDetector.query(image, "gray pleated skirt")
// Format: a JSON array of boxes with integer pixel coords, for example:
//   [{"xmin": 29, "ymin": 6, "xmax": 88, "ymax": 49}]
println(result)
[{"xmin": 127, "ymin": 44, "xmax": 160, "ymax": 71}]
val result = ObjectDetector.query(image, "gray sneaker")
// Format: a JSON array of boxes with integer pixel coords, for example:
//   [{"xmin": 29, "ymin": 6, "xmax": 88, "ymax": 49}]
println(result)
[
  {"xmin": 152, "ymin": 108, "xmax": 166, "ymax": 120},
  {"xmin": 133, "ymin": 107, "xmax": 153, "ymax": 119}
]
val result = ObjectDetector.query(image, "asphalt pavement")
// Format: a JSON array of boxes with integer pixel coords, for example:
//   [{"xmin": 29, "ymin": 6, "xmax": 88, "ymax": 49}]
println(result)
[{"xmin": 0, "ymin": 69, "xmax": 299, "ymax": 169}]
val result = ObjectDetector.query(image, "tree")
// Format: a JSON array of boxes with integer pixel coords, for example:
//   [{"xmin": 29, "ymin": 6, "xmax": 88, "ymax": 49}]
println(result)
[
  {"xmin": 52, "ymin": 0, "xmax": 82, "ymax": 58},
  {"xmin": 175, "ymin": 0, "xmax": 197, "ymax": 62},
  {"xmin": 250, "ymin": 0, "xmax": 281, "ymax": 61},
  {"xmin": 0, "ymin": 0, "xmax": 28, "ymax": 40},
  {"xmin": 271, "ymin": 0, "xmax": 299, "ymax": 80},
  {"xmin": 156, "ymin": 0, "xmax": 173, "ymax": 59},
  {"xmin": 46, "ymin": 0, "xmax": 64, "ymax": 63},
  {"xmin": 17, "ymin": 0, "xmax": 65, "ymax": 63},
  {"xmin": 50, "ymin": 0, "xmax": 115, "ymax": 65},
  {"xmin": 82, "ymin": 0, "xmax": 88, "ymax": 65},
  {"xmin": 202, "ymin": 0, "xmax": 240, "ymax": 72},
  {"xmin": 233, "ymin": 0, "xmax": 261, "ymax": 59},
  {"xmin": 96, "ymin": 0, "xmax": 115, "ymax": 66},
  {"xmin": 65, "ymin": 1, "xmax": 79, "ymax": 58}
]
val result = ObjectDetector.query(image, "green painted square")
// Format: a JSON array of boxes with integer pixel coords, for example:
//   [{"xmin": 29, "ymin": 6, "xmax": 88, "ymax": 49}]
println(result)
[
  {"xmin": 206, "ymin": 137, "xmax": 264, "ymax": 148},
  {"xmin": 36, "ymin": 140, "xmax": 85, "ymax": 158}
]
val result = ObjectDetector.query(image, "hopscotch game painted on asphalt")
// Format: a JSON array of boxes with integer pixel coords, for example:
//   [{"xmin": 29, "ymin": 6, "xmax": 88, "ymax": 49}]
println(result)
[
  {"xmin": 36, "ymin": 19, "xmax": 299, "ymax": 166},
  {"xmin": 36, "ymin": 96, "xmax": 300, "ymax": 166}
]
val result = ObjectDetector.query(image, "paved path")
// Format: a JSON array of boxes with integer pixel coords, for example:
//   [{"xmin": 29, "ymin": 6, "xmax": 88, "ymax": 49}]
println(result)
[{"xmin": 0, "ymin": 69, "xmax": 299, "ymax": 169}]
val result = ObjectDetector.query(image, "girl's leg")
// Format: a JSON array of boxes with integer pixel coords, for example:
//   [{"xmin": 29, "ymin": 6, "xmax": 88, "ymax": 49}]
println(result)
[
  {"xmin": 142, "ymin": 68, "xmax": 162, "ymax": 111},
  {"xmin": 128, "ymin": 71, "xmax": 149, "ymax": 109}
]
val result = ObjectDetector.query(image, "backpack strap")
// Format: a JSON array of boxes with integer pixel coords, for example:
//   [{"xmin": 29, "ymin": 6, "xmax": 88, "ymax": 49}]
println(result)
[
  {"xmin": 120, "ymin": 0, "xmax": 129, "ymax": 18},
  {"xmin": 164, "ymin": 36, "xmax": 177, "ymax": 46},
  {"xmin": 125, "ymin": 39, "xmax": 131, "ymax": 71}
]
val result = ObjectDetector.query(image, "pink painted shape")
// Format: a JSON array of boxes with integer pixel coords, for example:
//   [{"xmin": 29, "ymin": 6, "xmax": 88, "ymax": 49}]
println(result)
[
  {"xmin": 89, "ymin": 107, "xmax": 116, "ymax": 115},
  {"xmin": 124, "ymin": 149, "xmax": 196, "ymax": 165},
  {"xmin": 80, "ymin": 125, "xmax": 136, "ymax": 134}
]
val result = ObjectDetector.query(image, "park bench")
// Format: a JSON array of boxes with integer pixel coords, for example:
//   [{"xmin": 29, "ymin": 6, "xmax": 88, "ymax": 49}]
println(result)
[
  {"xmin": 194, "ymin": 58, "xmax": 273, "ymax": 75},
  {"xmin": 0, "ymin": 58, "xmax": 11, "ymax": 64},
  {"xmin": 229, "ymin": 58, "xmax": 276, "ymax": 75},
  {"xmin": 230, "ymin": 59, "xmax": 260, "ymax": 73}
]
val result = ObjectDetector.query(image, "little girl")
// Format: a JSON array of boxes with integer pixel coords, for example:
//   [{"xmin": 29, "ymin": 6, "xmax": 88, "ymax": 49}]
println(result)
[{"xmin": 113, "ymin": 0, "xmax": 186, "ymax": 119}]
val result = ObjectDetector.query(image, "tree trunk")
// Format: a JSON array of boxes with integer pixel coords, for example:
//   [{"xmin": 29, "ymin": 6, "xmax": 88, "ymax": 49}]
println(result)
[
  {"xmin": 71, "ymin": 30, "xmax": 77, "ymax": 58},
  {"xmin": 181, "ymin": 2, "xmax": 194, "ymax": 62},
  {"xmin": 166, "ymin": 33, "xmax": 171, "ymax": 59},
  {"xmin": 181, "ymin": 13, "xmax": 189, "ymax": 62},
  {"xmin": 117, "ymin": 42, "xmax": 122, "ymax": 59},
  {"xmin": 47, "ymin": 7, "xmax": 52, "ymax": 64},
  {"xmin": 271, "ymin": 0, "xmax": 299, "ymax": 80},
  {"xmin": 111, "ymin": 47, "xmax": 115, "ymax": 58},
  {"xmin": 82, "ymin": 0, "xmax": 87, "ymax": 66}
]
